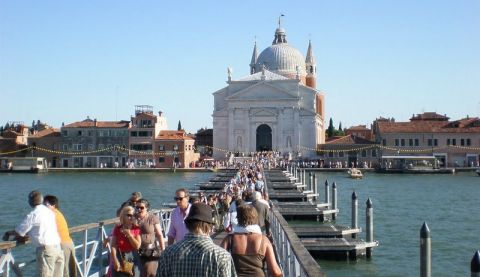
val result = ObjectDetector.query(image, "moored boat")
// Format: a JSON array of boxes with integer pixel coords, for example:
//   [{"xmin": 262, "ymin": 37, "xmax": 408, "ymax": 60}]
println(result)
[{"xmin": 348, "ymin": 168, "xmax": 363, "ymax": 179}]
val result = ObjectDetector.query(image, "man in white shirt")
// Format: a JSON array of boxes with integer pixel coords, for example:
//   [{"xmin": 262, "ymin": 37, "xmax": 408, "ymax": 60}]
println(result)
[{"xmin": 3, "ymin": 190, "xmax": 64, "ymax": 277}]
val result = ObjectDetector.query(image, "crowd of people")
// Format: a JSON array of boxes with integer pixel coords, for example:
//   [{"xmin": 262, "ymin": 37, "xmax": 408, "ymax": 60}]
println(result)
[{"xmin": 3, "ymin": 154, "xmax": 283, "ymax": 277}]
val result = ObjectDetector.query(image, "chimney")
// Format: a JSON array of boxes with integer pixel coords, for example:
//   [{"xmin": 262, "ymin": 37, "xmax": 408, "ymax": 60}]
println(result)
[{"xmin": 94, "ymin": 118, "xmax": 97, "ymax": 127}]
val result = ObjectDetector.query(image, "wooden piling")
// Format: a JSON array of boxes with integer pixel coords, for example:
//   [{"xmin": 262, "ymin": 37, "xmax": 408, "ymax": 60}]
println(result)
[
  {"xmin": 420, "ymin": 222, "xmax": 431, "ymax": 277},
  {"xmin": 351, "ymin": 191, "xmax": 358, "ymax": 239},
  {"xmin": 309, "ymin": 172, "xmax": 313, "ymax": 192},
  {"xmin": 471, "ymin": 250, "xmax": 480, "ymax": 277},
  {"xmin": 313, "ymin": 174, "xmax": 317, "ymax": 201},
  {"xmin": 366, "ymin": 198, "xmax": 373, "ymax": 258},
  {"xmin": 325, "ymin": 180, "xmax": 330, "ymax": 207},
  {"xmin": 332, "ymin": 182, "xmax": 337, "ymax": 220}
]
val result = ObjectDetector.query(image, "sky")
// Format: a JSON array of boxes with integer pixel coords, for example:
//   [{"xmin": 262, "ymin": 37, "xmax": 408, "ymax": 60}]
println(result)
[{"xmin": 1, "ymin": 1, "xmax": 479, "ymax": 133}]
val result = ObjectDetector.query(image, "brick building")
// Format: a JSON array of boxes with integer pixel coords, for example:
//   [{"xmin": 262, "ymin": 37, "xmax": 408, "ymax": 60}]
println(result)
[{"xmin": 155, "ymin": 130, "xmax": 199, "ymax": 168}]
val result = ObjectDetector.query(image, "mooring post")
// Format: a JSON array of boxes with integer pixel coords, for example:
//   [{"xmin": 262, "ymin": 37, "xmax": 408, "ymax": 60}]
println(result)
[
  {"xmin": 312, "ymin": 174, "xmax": 317, "ymax": 201},
  {"xmin": 325, "ymin": 179, "xmax": 330, "ymax": 207},
  {"xmin": 366, "ymin": 198, "xmax": 374, "ymax": 258},
  {"xmin": 302, "ymin": 169, "xmax": 306, "ymax": 187},
  {"xmin": 351, "ymin": 191, "xmax": 358, "ymax": 238},
  {"xmin": 332, "ymin": 182, "xmax": 337, "ymax": 220},
  {"xmin": 309, "ymin": 172, "xmax": 313, "ymax": 192},
  {"xmin": 420, "ymin": 222, "xmax": 431, "ymax": 277},
  {"xmin": 471, "ymin": 250, "xmax": 480, "ymax": 277}
]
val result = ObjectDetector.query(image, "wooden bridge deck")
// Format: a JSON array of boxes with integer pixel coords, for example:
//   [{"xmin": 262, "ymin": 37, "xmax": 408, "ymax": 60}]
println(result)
[{"xmin": 291, "ymin": 226, "xmax": 361, "ymax": 238}]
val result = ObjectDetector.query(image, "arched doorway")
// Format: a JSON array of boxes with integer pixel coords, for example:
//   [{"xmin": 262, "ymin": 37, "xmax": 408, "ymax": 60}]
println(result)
[{"xmin": 256, "ymin": 124, "xmax": 272, "ymax": 151}]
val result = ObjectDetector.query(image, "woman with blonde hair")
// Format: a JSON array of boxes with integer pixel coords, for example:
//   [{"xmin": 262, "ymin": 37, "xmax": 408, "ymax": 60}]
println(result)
[
  {"xmin": 111, "ymin": 206, "xmax": 142, "ymax": 276},
  {"xmin": 220, "ymin": 204, "xmax": 282, "ymax": 277}
]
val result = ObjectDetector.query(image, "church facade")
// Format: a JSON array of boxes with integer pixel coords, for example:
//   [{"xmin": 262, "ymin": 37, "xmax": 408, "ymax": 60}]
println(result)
[{"xmin": 212, "ymin": 24, "xmax": 325, "ymax": 159}]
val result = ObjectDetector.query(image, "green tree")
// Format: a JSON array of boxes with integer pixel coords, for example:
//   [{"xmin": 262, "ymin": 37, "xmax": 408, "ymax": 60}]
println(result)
[
  {"xmin": 338, "ymin": 122, "xmax": 342, "ymax": 132},
  {"xmin": 177, "ymin": 120, "xmax": 182, "ymax": 131},
  {"xmin": 327, "ymin": 118, "xmax": 334, "ymax": 138}
]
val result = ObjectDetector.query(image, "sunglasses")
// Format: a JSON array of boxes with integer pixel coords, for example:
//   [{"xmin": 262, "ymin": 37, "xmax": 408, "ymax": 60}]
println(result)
[
  {"xmin": 174, "ymin": 196, "xmax": 185, "ymax": 201},
  {"xmin": 125, "ymin": 214, "xmax": 134, "ymax": 218},
  {"xmin": 136, "ymin": 206, "xmax": 145, "ymax": 210}
]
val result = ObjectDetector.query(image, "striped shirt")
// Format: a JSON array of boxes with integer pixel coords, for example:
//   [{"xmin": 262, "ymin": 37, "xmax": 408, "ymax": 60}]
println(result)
[{"xmin": 158, "ymin": 233, "xmax": 237, "ymax": 277}]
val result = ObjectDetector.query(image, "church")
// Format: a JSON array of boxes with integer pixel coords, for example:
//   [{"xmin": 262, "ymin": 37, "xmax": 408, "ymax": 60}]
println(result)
[{"xmin": 212, "ymin": 22, "xmax": 326, "ymax": 159}]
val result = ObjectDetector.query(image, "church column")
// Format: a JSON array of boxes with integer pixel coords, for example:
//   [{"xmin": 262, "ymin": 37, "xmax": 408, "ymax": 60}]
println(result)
[
  {"xmin": 228, "ymin": 108, "xmax": 235, "ymax": 152},
  {"xmin": 246, "ymin": 109, "xmax": 251, "ymax": 153}
]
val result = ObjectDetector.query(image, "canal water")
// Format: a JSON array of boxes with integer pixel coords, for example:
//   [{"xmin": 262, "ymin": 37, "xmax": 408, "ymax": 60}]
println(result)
[{"xmin": 0, "ymin": 171, "xmax": 479, "ymax": 276}]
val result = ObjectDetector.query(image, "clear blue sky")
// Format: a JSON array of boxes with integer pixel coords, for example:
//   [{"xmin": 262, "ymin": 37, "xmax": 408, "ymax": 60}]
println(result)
[{"xmin": 1, "ymin": 1, "xmax": 479, "ymax": 132}]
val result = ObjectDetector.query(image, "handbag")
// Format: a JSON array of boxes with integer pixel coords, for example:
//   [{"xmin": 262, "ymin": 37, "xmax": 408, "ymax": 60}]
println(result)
[
  {"xmin": 118, "ymin": 250, "xmax": 134, "ymax": 276},
  {"xmin": 138, "ymin": 241, "xmax": 161, "ymax": 259}
]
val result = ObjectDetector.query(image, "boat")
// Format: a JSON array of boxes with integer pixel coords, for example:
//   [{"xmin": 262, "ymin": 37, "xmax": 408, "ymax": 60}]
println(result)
[
  {"xmin": 0, "ymin": 157, "xmax": 48, "ymax": 173},
  {"xmin": 377, "ymin": 155, "xmax": 455, "ymax": 174},
  {"xmin": 348, "ymin": 168, "xmax": 363, "ymax": 179},
  {"xmin": 476, "ymin": 169, "xmax": 480, "ymax": 176}
]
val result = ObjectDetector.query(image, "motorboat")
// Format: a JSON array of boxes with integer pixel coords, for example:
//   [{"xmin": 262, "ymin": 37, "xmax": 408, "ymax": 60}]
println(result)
[{"xmin": 348, "ymin": 168, "xmax": 363, "ymax": 179}]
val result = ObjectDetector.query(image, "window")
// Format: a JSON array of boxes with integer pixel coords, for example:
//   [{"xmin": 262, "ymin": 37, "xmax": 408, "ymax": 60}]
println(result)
[
  {"xmin": 339, "ymin": 151, "xmax": 344, "ymax": 157},
  {"xmin": 395, "ymin": 139, "xmax": 399, "ymax": 146},
  {"xmin": 361, "ymin": 150, "xmax": 367, "ymax": 157},
  {"xmin": 382, "ymin": 139, "xmax": 386, "ymax": 146},
  {"xmin": 461, "ymin": 139, "xmax": 465, "ymax": 146},
  {"xmin": 452, "ymin": 139, "xmax": 456, "ymax": 146},
  {"xmin": 328, "ymin": 152, "xmax": 334, "ymax": 158},
  {"xmin": 138, "ymin": 131, "xmax": 151, "ymax": 137},
  {"xmin": 158, "ymin": 157, "xmax": 165, "ymax": 163},
  {"xmin": 130, "ymin": 144, "xmax": 152, "ymax": 151},
  {"xmin": 434, "ymin": 139, "xmax": 438, "ymax": 146},
  {"xmin": 371, "ymin": 149, "xmax": 377, "ymax": 157},
  {"xmin": 400, "ymin": 139, "xmax": 405, "ymax": 146},
  {"xmin": 427, "ymin": 139, "xmax": 432, "ymax": 146},
  {"xmin": 63, "ymin": 144, "xmax": 68, "ymax": 151},
  {"xmin": 99, "ymin": 131, "xmax": 105, "ymax": 137},
  {"xmin": 158, "ymin": 145, "xmax": 165, "ymax": 151},
  {"xmin": 130, "ymin": 131, "xmax": 138, "ymax": 137},
  {"xmin": 409, "ymin": 139, "xmax": 413, "ymax": 146},
  {"xmin": 62, "ymin": 130, "xmax": 68, "ymax": 137},
  {"xmin": 466, "ymin": 139, "xmax": 471, "ymax": 146},
  {"xmin": 88, "ymin": 130, "xmax": 94, "ymax": 136},
  {"xmin": 77, "ymin": 130, "xmax": 83, "ymax": 136},
  {"xmin": 73, "ymin": 144, "xmax": 82, "ymax": 151},
  {"xmin": 447, "ymin": 139, "xmax": 451, "ymax": 145},
  {"xmin": 415, "ymin": 139, "xmax": 419, "ymax": 146}
]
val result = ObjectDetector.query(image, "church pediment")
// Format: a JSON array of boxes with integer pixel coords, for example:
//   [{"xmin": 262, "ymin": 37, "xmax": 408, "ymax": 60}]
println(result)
[{"xmin": 226, "ymin": 82, "xmax": 297, "ymax": 101}]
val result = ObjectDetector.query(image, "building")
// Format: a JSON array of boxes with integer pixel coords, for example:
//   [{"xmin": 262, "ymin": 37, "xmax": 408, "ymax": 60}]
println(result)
[
  {"xmin": 128, "ymin": 105, "xmax": 168, "ymax": 167},
  {"xmin": 154, "ymin": 130, "xmax": 199, "ymax": 168},
  {"xmin": 59, "ymin": 117, "xmax": 130, "ymax": 168},
  {"xmin": 318, "ymin": 135, "xmax": 378, "ymax": 168},
  {"xmin": 194, "ymin": 128, "xmax": 213, "ymax": 157},
  {"xmin": 212, "ymin": 21, "xmax": 325, "ymax": 159},
  {"xmin": 345, "ymin": 125, "xmax": 373, "ymax": 141},
  {"xmin": 0, "ymin": 122, "xmax": 30, "ymax": 158},
  {"xmin": 373, "ymin": 112, "xmax": 480, "ymax": 167},
  {"xmin": 28, "ymin": 127, "xmax": 61, "ymax": 167}
]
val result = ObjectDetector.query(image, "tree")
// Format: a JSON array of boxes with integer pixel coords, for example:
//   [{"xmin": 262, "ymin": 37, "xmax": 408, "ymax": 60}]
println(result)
[
  {"xmin": 327, "ymin": 118, "xmax": 334, "ymax": 138},
  {"xmin": 338, "ymin": 122, "xmax": 342, "ymax": 132},
  {"xmin": 177, "ymin": 120, "xmax": 182, "ymax": 131}
]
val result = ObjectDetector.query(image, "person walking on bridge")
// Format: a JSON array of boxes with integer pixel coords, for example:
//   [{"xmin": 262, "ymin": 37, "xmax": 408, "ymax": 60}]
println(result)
[
  {"xmin": 158, "ymin": 203, "xmax": 236, "ymax": 277},
  {"xmin": 167, "ymin": 188, "xmax": 191, "ymax": 245}
]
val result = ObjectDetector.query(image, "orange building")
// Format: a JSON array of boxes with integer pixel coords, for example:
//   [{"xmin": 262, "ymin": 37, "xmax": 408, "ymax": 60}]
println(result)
[{"xmin": 154, "ymin": 130, "xmax": 199, "ymax": 168}]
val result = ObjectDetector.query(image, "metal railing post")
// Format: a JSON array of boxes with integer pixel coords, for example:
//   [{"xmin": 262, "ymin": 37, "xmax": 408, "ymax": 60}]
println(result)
[
  {"xmin": 420, "ymin": 222, "xmax": 431, "ymax": 277},
  {"xmin": 332, "ymin": 182, "xmax": 337, "ymax": 220},
  {"xmin": 352, "ymin": 191, "xmax": 358, "ymax": 239}
]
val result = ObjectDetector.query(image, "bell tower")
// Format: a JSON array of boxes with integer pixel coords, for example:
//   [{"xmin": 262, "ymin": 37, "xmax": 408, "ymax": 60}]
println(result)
[{"xmin": 305, "ymin": 40, "xmax": 316, "ymax": 89}]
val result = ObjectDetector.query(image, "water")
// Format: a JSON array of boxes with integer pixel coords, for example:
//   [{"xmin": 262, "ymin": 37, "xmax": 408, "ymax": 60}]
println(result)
[
  {"xmin": 1, "ymin": 171, "xmax": 479, "ymax": 276},
  {"xmin": 310, "ymin": 171, "xmax": 480, "ymax": 277}
]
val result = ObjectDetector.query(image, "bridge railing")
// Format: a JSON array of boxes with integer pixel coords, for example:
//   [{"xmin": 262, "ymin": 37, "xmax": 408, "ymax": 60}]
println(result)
[
  {"xmin": 0, "ymin": 208, "xmax": 173, "ymax": 277},
  {"xmin": 269, "ymin": 206, "xmax": 325, "ymax": 277}
]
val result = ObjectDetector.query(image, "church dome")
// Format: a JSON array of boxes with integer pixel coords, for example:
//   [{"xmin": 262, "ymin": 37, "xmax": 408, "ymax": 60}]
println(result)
[
  {"xmin": 254, "ymin": 26, "xmax": 306, "ymax": 79},
  {"xmin": 255, "ymin": 44, "xmax": 306, "ymax": 78}
]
